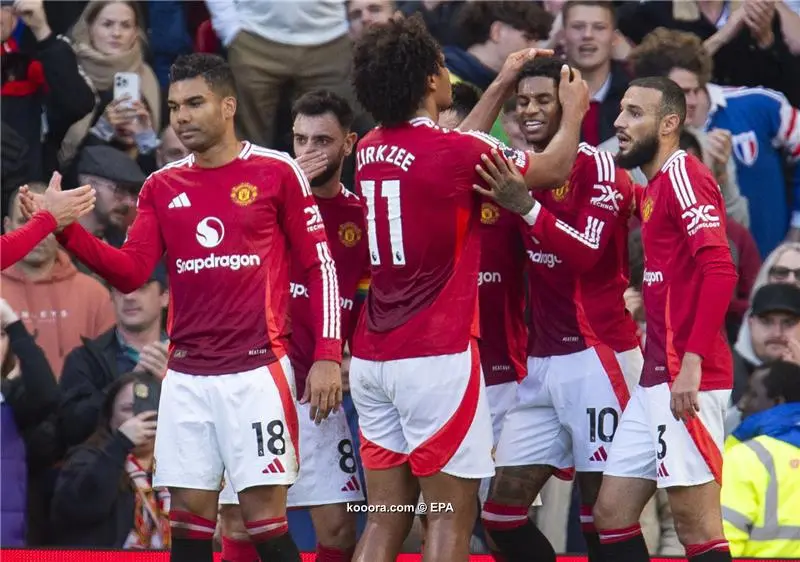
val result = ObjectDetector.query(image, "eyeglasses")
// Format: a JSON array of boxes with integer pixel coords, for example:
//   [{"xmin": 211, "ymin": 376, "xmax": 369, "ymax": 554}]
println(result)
[{"xmin": 768, "ymin": 266, "xmax": 800, "ymax": 281}]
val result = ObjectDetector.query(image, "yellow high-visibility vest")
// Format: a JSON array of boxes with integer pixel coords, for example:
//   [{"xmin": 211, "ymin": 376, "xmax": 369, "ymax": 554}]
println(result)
[{"xmin": 722, "ymin": 435, "xmax": 800, "ymax": 558}]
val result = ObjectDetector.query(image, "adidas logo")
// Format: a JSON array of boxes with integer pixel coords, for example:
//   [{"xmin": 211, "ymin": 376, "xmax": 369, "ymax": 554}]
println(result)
[
  {"xmin": 262, "ymin": 458, "xmax": 286, "ymax": 474},
  {"xmin": 168, "ymin": 193, "xmax": 191, "ymax": 208},
  {"xmin": 657, "ymin": 462, "xmax": 670, "ymax": 478},
  {"xmin": 589, "ymin": 446, "xmax": 608, "ymax": 462},
  {"xmin": 340, "ymin": 475, "xmax": 361, "ymax": 493}
]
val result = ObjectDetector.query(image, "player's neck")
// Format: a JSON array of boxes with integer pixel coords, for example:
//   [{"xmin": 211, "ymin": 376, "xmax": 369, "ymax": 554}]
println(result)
[
  {"xmin": 193, "ymin": 135, "xmax": 242, "ymax": 168},
  {"xmin": 414, "ymin": 97, "xmax": 439, "ymax": 123},
  {"xmin": 643, "ymin": 140, "xmax": 681, "ymax": 181},
  {"xmin": 311, "ymin": 179, "xmax": 342, "ymax": 200},
  {"xmin": 117, "ymin": 322, "xmax": 162, "ymax": 352}
]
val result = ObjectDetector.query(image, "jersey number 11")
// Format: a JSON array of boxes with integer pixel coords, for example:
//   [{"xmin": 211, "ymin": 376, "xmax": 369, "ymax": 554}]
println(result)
[{"xmin": 361, "ymin": 180, "xmax": 406, "ymax": 266}]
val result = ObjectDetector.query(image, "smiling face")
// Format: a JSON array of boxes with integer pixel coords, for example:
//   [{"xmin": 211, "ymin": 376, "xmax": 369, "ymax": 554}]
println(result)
[{"xmin": 516, "ymin": 75, "xmax": 562, "ymax": 150}]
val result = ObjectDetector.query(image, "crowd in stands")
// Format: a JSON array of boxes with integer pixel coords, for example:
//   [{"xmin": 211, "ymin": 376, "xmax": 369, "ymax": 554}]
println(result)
[{"xmin": 1, "ymin": 0, "xmax": 799, "ymax": 557}]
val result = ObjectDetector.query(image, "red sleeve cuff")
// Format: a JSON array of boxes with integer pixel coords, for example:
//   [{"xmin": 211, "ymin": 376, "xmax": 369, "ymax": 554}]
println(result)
[{"xmin": 313, "ymin": 339, "xmax": 343, "ymax": 364}]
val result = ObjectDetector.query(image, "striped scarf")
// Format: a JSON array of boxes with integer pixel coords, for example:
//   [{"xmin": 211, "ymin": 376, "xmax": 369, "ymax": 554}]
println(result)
[{"xmin": 122, "ymin": 455, "xmax": 171, "ymax": 550}]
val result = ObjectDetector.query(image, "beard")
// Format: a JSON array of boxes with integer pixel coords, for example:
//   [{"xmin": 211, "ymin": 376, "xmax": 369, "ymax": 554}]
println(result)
[
  {"xmin": 310, "ymin": 149, "xmax": 345, "ymax": 187},
  {"xmin": 615, "ymin": 133, "xmax": 659, "ymax": 170}
]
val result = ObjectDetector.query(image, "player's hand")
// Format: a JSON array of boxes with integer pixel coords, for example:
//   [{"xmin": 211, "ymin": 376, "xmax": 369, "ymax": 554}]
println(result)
[
  {"xmin": 473, "ymin": 149, "xmax": 535, "ymax": 215},
  {"xmin": 558, "ymin": 65, "xmax": 590, "ymax": 122},
  {"xmin": 301, "ymin": 360, "xmax": 342, "ymax": 425},
  {"xmin": 623, "ymin": 286, "xmax": 644, "ymax": 322},
  {"xmin": 135, "ymin": 341, "xmax": 170, "ymax": 379},
  {"xmin": 118, "ymin": 411, "xmax": 158, "ymax": 447},
  {"xmin": 670, "ymin": 353, "xmax": 702, "ymax": 423},
  {"xmin": 296, "ymin": 151, "xmax": 328, "ymax": 183},
  {"xmin": 496, "ymin": 47, "xmax": 554, "ymax": 89}
]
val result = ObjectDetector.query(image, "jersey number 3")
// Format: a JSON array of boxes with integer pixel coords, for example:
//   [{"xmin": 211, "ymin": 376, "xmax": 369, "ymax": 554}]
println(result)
[{"xmin": 361, "ymin": 180, "xmax": 406, "ymax": 266}]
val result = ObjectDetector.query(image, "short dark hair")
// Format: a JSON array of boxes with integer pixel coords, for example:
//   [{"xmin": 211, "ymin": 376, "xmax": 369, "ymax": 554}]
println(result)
[
  {"xmin": 352, "ymin": 15, "xmax": 441, "ymax": 126},
  {"xmin": 292, "ymin": 90, "xmax": 355, "ymax": 130},
  {"xmin": 629, "ymin": 28, "xmax": 713, "ymax": 86},
  {"xmin": 456, "ymin": 1, "xmax": 553, "ymax": 49},
  {"xmin": 449, "ymin": 82, "xmax": 482, "ymax": 120},
  {"xmin": 517, "ymin": 58, "xmax": 565, "ymax": 89},
  {"xmin": 629, "ymin": 76, "xmax": 687, "ymax": 125},
  {"xmin": 679, "ymin": 130, "xmax": 703, "ymax": 157},
  {"xmin": 169, "ymin": 53, "xmax": 236, "ymax": 98},
  {"xmin": 757, "ymin": 360, "xmax": 800, "ymax": 403},
  {"xmin": 562, "ymin": 1, "xmax": 617, "ymax": 27}
]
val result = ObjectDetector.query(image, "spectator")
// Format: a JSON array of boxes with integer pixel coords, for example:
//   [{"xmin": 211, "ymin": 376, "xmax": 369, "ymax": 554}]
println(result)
[
  {"xmin": 1, "ymin": 183, "xmax": 115, "ymax": 376},
  {"xmin": 347, "ymin": 0, "xmax": 397, "ymax": 41},
  {"xmin": 560, "ymin": 1, "xmax": 629, "ymax": 146},
  {"xmin": 444, "ymin": 1, "xmax": 552, "ymax": 142},
  {"xmin": 60, "ymin": 0, "xmax": 160, "ymax": 169},
  {"xmin": 60, "ymin": 263, "xmax": 168, "ymax": 448},
  {"xmin": 616, "ymin": 0, "xmax": 800, "ymax": 107},
  {"xmin": 83, "ymin": 93, "xmax": 160, "ymax": 176},
  {"xmin": 74, "ymin": 145, "xmax": 145, "ymax": 244},
  {"xmin": 603, "ymin": 27, "xmax": 751, "ymax": 228},
  {"xmin": 438, "ymin": 81, "xmax": 481, "ymax": 129},
  {"xmin": 734, "ymin": 283, "xmax": 800, "ymax": 406},
  {"xmin": 722, "ymin": 360, "xmax": 800, "ymax": 558},
  {"xmin": 679, "ymin": 129, "xmax": 761, "ymax": 341},
  {"xmin": 397, "ymin": 0, "xmax": 466, "ymax": 46},
  {"xmin": 735, "ymin": 243, "xmax": 800, "ymax": 388},
  {"xmin": 51, "ymin": 372, "xmax": 166, "ymax": 548},
  {"xmin": 207, "ymin": 0, "xmax": 356, "ymax": 148},
  {"xmin": 0, "ymin": 298, "xmax": 59, "ymax": 547},
  {"xmin": 1, "ymin": 0, "xmax": 95, "ymax": 182},
  {"xmin": 155, "ymin": 126, "xmax": 189, "ymax": 169}
]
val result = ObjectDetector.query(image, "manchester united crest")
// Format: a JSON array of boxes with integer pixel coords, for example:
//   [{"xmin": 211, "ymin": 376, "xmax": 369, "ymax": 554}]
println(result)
[
  {"xmin": 231, "ymin": 183, "xmax": 258, "ymax": 206},
  {"xmin": 551, "ymin": 181, "xmax": 570, "ymax": 202},
  {"xmin": 338, "ymin": 222, "xmax": 362, "ymax": 247},
  {"xmin": 481, "ymin": 202, "xmax": 500, "ymax": 225},
  {"xmin": 641, "ymin": 196, "xmax": 654, "ymax": 222}
]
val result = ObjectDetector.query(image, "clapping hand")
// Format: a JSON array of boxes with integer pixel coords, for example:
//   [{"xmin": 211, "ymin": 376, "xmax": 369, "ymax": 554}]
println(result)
[{"xmin": 19, "ymin": 172, "xmax": 95, "ymax": 230}]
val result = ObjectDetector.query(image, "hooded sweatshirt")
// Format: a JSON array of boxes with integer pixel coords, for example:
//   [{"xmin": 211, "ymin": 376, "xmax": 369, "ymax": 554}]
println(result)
[{"xmin": 0, "ymin": 250, "xmax": 115, "ymax": 376}]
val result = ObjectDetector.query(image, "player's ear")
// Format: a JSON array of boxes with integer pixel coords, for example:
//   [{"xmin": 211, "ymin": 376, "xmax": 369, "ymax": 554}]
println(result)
[
  {"xmin": 222, "ymin": 96, "xmax": 237, "ymax": 121},
  {"xmin": 660, "ymin": 113, "xmax": 681, "ymax": 137},
  {"xmin": 343, "ymin": 131, "xmax": 358, "ymax": 156}
]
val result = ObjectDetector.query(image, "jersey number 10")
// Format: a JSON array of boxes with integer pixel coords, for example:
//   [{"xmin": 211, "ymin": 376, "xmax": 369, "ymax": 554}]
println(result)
[{"xmin": 361, "ymin": 180, "xmax": 406, "ymax": 267}]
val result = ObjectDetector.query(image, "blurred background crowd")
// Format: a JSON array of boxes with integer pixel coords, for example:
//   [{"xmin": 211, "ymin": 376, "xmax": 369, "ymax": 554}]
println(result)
[{"xmin": 1, "ymin": 0, "xmax": 799, "ymax": 557}]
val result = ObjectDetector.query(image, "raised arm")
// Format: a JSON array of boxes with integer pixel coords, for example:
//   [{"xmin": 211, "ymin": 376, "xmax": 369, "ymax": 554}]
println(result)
[{"xmin": 55, "ymin": 179, "xmax": 165, "ymax": 293}]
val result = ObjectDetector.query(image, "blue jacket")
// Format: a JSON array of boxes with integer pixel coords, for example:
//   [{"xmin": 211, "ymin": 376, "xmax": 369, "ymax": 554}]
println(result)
[
  {"xmin": 704, "ymin": 84, "xmax": 800, "ymax": 257},
  {"xmin": 0, "ymin": 400, "xmax": 26, "ymax": 547}
]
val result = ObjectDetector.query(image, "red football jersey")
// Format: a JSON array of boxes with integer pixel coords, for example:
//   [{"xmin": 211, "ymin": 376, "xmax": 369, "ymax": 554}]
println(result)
[
  {"xmin": 522, "ymin": 143, "xmax": 639, "ymax": 357},
  {"xmin": 638, "ymin": 150, "xmax": 733, "ymax": 390},
  {"xmin": 290, "ymin": 186, "xmax": 370, "ymax": 397},
  {"xmin": 57, "ymin": 142, "xmax": 342, "ymax": 375},
  {"xmin": 352, "ymin": 117, "xmax": 529, "ymax": 361},
  {"xmin": 478, "ymin": 202, "xmax": 528, "ymax": 385}
]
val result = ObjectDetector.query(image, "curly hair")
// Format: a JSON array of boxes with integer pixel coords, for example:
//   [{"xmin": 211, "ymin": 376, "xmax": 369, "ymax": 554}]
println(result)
[
  {"xmin": 629, "ymin": 27, "xmax": 713, "ymax": 86},
  {"xmin": 352, "ymin": 15, "xmax": 442, "ymax": 126},
  {"xmin": 517, "ymin": 57, "xmax": 566, "ymax": 89},
  {"xmin": 170, "ymin": 53, "xmax": 236, "ymax": 98},
  {"xmin": 456, "ymin": 1, "xmax": 553, "ymax": 49}
]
